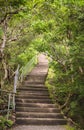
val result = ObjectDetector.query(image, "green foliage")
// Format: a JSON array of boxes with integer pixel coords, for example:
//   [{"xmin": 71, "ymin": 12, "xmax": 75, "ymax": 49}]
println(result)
[
  {"xmin": 5, "ymin": 119, "xmax": 13, "ymax": 128},
  {"xmin": 0, "ymin": 99, "xmax": 4, "ymax": 104},
  {"xmin": 15, "ymin": 46, "xmax": 38, "ymax": 67},
  {"xmin": 0, "ymin": 27, "xmax": 3, "ymax": 39},
  {"xmin": 66, "ymin": 125, "xmax": 76, "ymax": 130},
  {"xmin": 0, "ymin": 0, "xmax": 26, "ymax": 7},
  {"xmin": 44, "ymin": 2, "xmax": 84, "ymax": 129},
  {"xmin": 0, "ymin": 116, "xmax": 13, "ymax": 130}
]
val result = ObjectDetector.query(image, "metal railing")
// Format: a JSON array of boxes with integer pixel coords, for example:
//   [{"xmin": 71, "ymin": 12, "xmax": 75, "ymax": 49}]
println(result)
[
  {"xmin": 0, "ymin": 89, "xmax": 16, "ymax": 120},
  {"xmin": 0, "ymin": 65, "xmax": 19, "ymax": 120},
  {"xmin": 20, "ymin": 55, "xmax": 38, "ymax": 82},
  {"xmin": 0, "ymin": 55, "xmax": 38, "ymax": 120}
]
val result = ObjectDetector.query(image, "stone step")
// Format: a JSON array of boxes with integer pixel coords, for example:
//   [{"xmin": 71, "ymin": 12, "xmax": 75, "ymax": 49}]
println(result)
[
  {"xmin": 24, "ymin": 81, "xmax": 45, "ymax": 84},
  {"xmin": 35, "ymin": 64, "xmax": 48, "ymax": 67},
  {"xmin": 26, "ymin": 75, "xmax": 47, "ymax": 80},
  {"xmin": 16, "ymin": 112, "xmax": 64, "ymax": 119},
  {"xmin": 32, "ymin": 65, "xmax": 48, "ymax": 68},
  {"xmin": 34, "ymin": 64, "xmax": 48, "ymax": 68},
  {"xmin": 17, "ymin": 87, "xmax": 48, "ymax": 91},
  {"xmin": 34, "ymin": 68, "xmax": 48, "ymax": 72},
  {"xmin": 26, "ymin": 73, "xmax": 47, "ymax": 77},
  {"xmin": 16, "ymin": 94, "xmax": 50, "ymax": 99},
  {"xmin": 26, "ymin": 80, "xmax": 45, "ymax": 83},
  {"xmin": 25, "ymin": 78, "xmax": 45, "ymax": 83},
  {"xmin": 16, "ymin": 118, "xmax": 67, "ymax": 125},
  {"xmin": 29, "ymin": 72, "xmax": 48, "ymax": 76},
  {"xmin": 17, "ymin": 90, "xmax": 49, "ymax": 94},
  {"xmin": 15, "ymin": 54, "xmax": 67, "ymax": 125},
  {"xmin": 25, "ymin": 75, "xmax": 46, "ymax": 80},
  {"xmin": 15, "ymin": 98, "xmax": 53, "ymax": 104},
  {"xmin": 25, "ymin": 79, "xmax": 45, "ymax": 83},
  {"xmin": 22, "ymin": 85, "xmax": 47, "ymax": 88},
  {"xmin": 16, "ymin": 103, "xmax": 58, "ymax": 108},
  {"xmin": 30, "ymin": 67, "xmax": 48, "ymax": 71},
  {"xmin": 27, "ymin": 73, "xmax": 46, "ymax": 76},
  {"xmin": 23, "ymin": 83, "xmax": 45, "ymax": 87},
  {"xmin": 17, "ymin": 91, "xmax": 49, "ymax": 96},
  {"xmin": 16, "ymin": 107, "xmax": 60, "ymax": 113}
]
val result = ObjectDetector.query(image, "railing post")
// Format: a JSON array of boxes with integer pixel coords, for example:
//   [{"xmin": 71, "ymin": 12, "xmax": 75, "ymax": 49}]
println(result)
[
  {"xmin": 7, "ymin": 93, "xmax": 11, "ymax": 120},
  {"xmin": 21, "ymin": 73, "xmax": 23, "ymax": 83},
  {"xmin": 14, "ymin": 65, "xmax": 19, "ymax": 93},
  {"xmin": 13, "ymin": 93, "xmax": 15, "ymax": 111}
]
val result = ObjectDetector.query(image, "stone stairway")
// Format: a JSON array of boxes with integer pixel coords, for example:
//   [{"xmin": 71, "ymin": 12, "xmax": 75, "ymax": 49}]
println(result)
[{"xmin": 15, "ymin": 54, "xmax": 67, "ymax": 125}]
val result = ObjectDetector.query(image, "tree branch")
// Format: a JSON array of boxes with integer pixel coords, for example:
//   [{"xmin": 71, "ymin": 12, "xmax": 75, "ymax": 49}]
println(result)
[
  {"xmin": 50, "ymin": 44, "xmax": 67, "ymax": 71},
  {"xmin": 0, "ymin": 7, "xmax": 26, "ymax": 24},
  {"xmin": 0, "ymin": 21, "xmax": 7, "ymax": 54},
  {"xmin": 61, "ymin": 93, "xmax": 72, "ymax": 109}
]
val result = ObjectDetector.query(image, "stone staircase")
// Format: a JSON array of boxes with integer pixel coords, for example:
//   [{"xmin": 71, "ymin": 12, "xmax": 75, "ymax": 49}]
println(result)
[{"xmin": 15, "ymin": 54, "xmax": 67, "ymax": 125}]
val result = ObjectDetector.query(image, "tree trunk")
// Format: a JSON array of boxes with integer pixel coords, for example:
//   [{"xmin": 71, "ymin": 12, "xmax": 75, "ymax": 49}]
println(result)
[
  {"xmin": 2, "ymin": 59, "xmax": 8, "ymax": 80},
  {"xmin": 0, "ymin": 20, "xmax": 8, "ymax": 84}
]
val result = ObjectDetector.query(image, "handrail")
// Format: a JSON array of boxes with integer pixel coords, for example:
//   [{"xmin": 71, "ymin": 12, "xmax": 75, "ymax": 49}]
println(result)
[
  {"xmin": 0, "ymin": 89, "xmax": 15, "ymax": 119},
  {"xmin": 0, "ymin": 89, "xmax": 16, "ymax": 94},
  {"xmin": 0, "ymin": 65, "xmax": 20, "ymax": 120},
  {"xmin": 13, "ymin": 65, "xmax": 20, "ymax": 93},
  {"xmin": 20, "ymin": 55, "xmax": 38, "ymax": 82},
  {"xmin": 0, "ymin": 55, "xmax": 38, "ymax": 120}
]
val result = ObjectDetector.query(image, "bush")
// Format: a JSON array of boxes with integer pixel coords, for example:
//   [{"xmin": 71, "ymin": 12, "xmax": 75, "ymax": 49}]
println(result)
[{"xmin": 0, "ymin": 116, "xmax": 13, "ymax": 130}]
